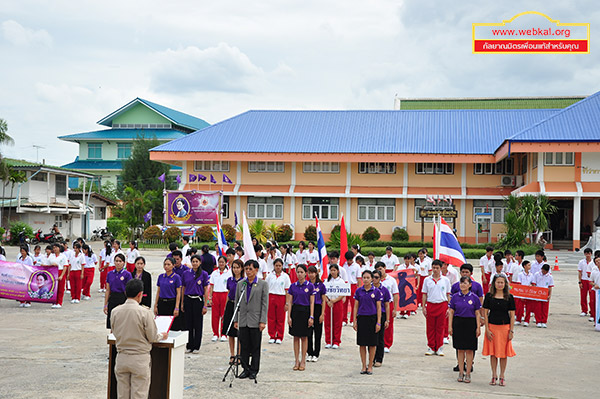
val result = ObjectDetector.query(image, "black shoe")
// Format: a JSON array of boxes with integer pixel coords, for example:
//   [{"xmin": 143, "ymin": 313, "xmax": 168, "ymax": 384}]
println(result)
[
  {"xmin": 453, "ymin": 365, "xmax": 460, "ymax": 372},
  {"xmin": 249, "ymin": 373, "xmax": 257, "ymax": 380},
  {"xmin": 238, "ymin": 371, "xmax": 250, "ymax": 379}
]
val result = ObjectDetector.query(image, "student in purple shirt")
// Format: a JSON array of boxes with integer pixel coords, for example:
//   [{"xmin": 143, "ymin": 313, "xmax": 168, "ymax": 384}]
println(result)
[
  {"xmin": 372, "ymin": 270, "xmax": 391, "ymax": 367},
  {"xmin": 182, "ymin": 255, "xmax": 210, "ymax": 353},
  {"xmin": 154, "ymin": 257, "xmax": 183, "ymax": 330},
  {"xmin": 448, "ymin": 276, "xmax": 482, "ymax": 383},
  {"xmin": 352, "ymin": 270, "xmax": 382, "ymax": 375},
  {"xmin": 223, "ymin": 259, "xmax": 245, "ymax": 364},
  {"xmin": 103, "ymin": 253, "xmax": 132, "ymax": 329},
  {"xmin": 307, "ymin": 266, "xmax": 326, "ymax": 362},
  {"xmin": 286, "ymin": 264, "xmax": 315, "ymax": 371}
]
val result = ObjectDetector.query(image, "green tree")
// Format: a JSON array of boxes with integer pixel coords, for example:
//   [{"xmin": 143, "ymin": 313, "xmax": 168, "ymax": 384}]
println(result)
[
  {"xmin": 112, "ymin": 186, "xmax": 155, "ymax": 239},
  {"xmin": 120, "ymin": 135, "xmax": 176, "ymax": 194},
  {"xmin": 497, "ymin": 194, "xmax": 557, "ymax": 248},
  {"xmin": 0, "ymin": 118, "xmax": 14, "ymax": 180}
]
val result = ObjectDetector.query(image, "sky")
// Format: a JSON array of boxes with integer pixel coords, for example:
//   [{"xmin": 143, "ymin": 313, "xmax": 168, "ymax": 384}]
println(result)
[{"xmin": 0, "ymin": 0, "xmax": 599, "ymax": 166}]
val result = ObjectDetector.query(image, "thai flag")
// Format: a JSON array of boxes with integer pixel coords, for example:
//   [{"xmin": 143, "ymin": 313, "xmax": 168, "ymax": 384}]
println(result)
[
  {"xmin": 434, "ymin": 216, "xmax": 466, "ymax": 267},
  {"xmin": 315, "ymin": 215, "xmax": 329, "ymax": 280},
  {"xmin": 216, "ymin": 216, "xmax": 228, "ymax": 257}
]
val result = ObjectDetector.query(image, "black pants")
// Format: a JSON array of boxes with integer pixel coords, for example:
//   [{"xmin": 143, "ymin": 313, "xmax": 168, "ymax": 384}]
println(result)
[
  {"xmin": 307, "ymin": 304, "xmax": 323, "ymax": 358},
  {"xmin": 184, "ymin": 295, "xmax": 204, "ymax": 351},
  {"xmin": 374, "ymin": 312, "xmax": 387, "ymax": 363},
  {"xmin": 238, "ymin": 326, "xmax": 262, "ymax": 375}
]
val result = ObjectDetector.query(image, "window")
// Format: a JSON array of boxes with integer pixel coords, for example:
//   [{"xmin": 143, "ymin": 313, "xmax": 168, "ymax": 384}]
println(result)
[
  {"xmin": 415, "ymin": 163, "xmax": 454, "ymax": 175},
  {"xmin": 54, "ymin": 215, "xmax": 63, "ymax": 228},
  {"xmin": 302, "ymin": 198, "xmax": 339, "ymax": 220},
  {"xmin": 194, "ymin": 161, "xmax": 230, "ymax": 172},
  {"xmin": 473, "ymin": 200, "xmax": 507, "ymax": 224},
  {"xmin": 302, "ymin": 162, "xmax": 340, "ymax": 173},
  {"xmin": 474, "ymin": 158, "xmax": 514, "ymax": 175},
  {"xmin": 116, "ymin": 176, "xmax": 124, "ymax": 190},
  {"xmin": 55, "ymin": 175, "xmax": 66, "ymax": 196},
  {"xmin": 30, "ymin": 172, "xmax": 47, "ymax": 182},
  {"xmin": 222, "ymin": 196, "xmax": 230, "ymax": 219},
  {"xmin": 248, "ymin": 162, "xmax": 284, "ymax": 173},
  {"xmin": 248, "ymin": 197, "xmax": 284, "ymax": 219},
  {"xmin": 544, "ymin": 152, "xmax": 574, "ymax": 166},
  {"xmin": 358, "ymin": 198, "xmax": 395, "ymax": 221},
  {"xmin": 414, "ymin": 199, "xmax": 454, "ymax": 223},
  {"xmin": 522, "ymin": 155, "xmax": 528, "ymax": 174},
  {"xmin": 358, "ymin": 162, "xmax": 396, "ymax": 174},
  {"xmin": 95, "ymin": 207, "xmax": 106, "ymax": 220},
  {"xmin": 87, "ymin": 143, "xmax": 102, "ymax": 159},
  {"xmin": 117, "ymin": 143, "xmax": 132, "ymax": 159}
]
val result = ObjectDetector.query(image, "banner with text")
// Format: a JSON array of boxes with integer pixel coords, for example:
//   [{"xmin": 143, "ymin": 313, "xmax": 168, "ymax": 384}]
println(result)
[
  {"xmin": 165, "ymin": 190, "xmax": 221, "ymax": 226},
  {"xmin": 388, "ymin": 270, "xmax": 419, "ymax": 312},
  {"xmin": 0, "ymin": 261, "xmax": 58, "ymax": 303},
  {"xmin": 324, "ymin": 279, "xmax": 351, "ymax": 299},
  {"xmin": 510, "ymin": 284, "xmax": 549, "ymax": 302}
]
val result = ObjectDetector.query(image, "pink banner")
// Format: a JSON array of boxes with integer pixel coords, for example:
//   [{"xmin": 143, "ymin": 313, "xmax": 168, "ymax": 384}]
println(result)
[{"xmin": 0, "ymin": 261, "xmax": 58, "ymax": 303}]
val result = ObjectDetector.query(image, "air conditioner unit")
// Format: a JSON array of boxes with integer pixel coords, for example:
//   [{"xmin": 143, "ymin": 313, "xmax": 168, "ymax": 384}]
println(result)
[{"xmin": 501, "ymin": 175, "xmax": 516, "ymax": 187}]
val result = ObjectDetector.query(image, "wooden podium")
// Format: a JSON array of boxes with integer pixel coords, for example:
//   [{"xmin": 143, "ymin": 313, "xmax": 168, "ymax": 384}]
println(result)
[{"xmin": 107, "ymin": 331, "xmax": 188, "ymax": 399}]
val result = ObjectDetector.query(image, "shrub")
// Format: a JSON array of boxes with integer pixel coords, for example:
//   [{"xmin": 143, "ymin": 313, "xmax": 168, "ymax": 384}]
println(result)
[
  {"xmin": 304, "ymin": 225, "xmax": 317, "ymax": 241},
  {"xmin": 9, "ymin": 221, "xmax": 33, "ymax": 245},
  {"xmin": 143, "ymin": 225, "xmax": 162, "ymax": 240},
  {"xmin": 331, "ymin": 224, "xmax": 341, "ymax": 234},
  {"xmin": 362, "ymin": 226, "xmax": 380, "ymax": 242},
  {"xmin": 277, "ymin": 224, "xmax": 294, "ymax": 242},
  {"xmin": 222, "ymin": 224, "xmax": 236, "ymax": 242},
  {"xmin": 107, "ymin": 217, "xmax": 128, "ymax": 239},
  {"xmin": 391, "ymin": 227, "xmax": 409, "ymax": 241},
  {"xmin": 197, "ymin": 226, "xmax": 214, "ymax": 242},
  {"xmin": 163, "ymin": 226, "xmax": 182, "ymax": 243}
]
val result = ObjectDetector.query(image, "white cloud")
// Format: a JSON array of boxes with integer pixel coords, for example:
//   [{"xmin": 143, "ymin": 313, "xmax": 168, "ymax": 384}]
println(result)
[{"xmin": 1, "ymin": 20, "xmax": 52, "ymax": 48}]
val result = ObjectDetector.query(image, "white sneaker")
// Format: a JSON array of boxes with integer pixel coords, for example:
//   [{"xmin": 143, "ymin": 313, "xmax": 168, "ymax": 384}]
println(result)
[
  {"xmin": 75, "ymin": 300, "xmax": 80, "ymax": 304},
  {"xmin": 536, "ymin": 323, "xmax": 543, "ymax": 328},
  {"xmin": 98, "ymin": 288, "xmax": 104, "ymax": 293},
  {"xmin": 541, "ymin": 323, "xmax": 547, "ymax": 328},
  {"xmin": 275, "ymin": 339, "xmax": 282, "ymax": 344},
  {"xmin": 66, "ymin": 290, "xmax": 70, "ymax": 294},
  {"xmin": 325, "ymin": 344, "xmax": 332, "ymax": 349},
  {"xmin": 332, "ymin": 344, "xmax": 339, "ymax": 349},
  {"xmin": 19, "ymin": 303, "xmax": 25, "ymax": 308},
  {"xmin": 52, "ymin": 304, "xmax": 62, "ymax": 309},
  {"xmin": 220, "ymin": 336, "xmax": 227, "ymax": 342},
  {"xmin": 102, "ymin": 289, "xmax": 106, "ymax": 293},
  {"xmin": 24, "ymin": 303, "xmax": 31, "ymax": 308},
  {"xmin": 312, "ymin": 356, "xmax": 318, "ymax": 362},
  {"xmin": 342, "ymin": 322, "xmax": 347, "ymax": 326},
  {"xmin": 306, "ymin": 356, "xmax": 314, "ymax": 362},
  {"xmin": 83, "ymin": 296, "xmax": 90, "ymax": 300},
  {"xmin": 589, "ymin": 317, "xmax": 594, "ymax": 322},
  {"xmin": 425, "ymin": 348, "xmax": 435, "ymax": 356},
  {"xmin": 268, "ymin": 339, "xmax": 276, "ymax": 344},
  {"xmin": 384, "ymin": 347, "xmax": 390, "ymax": 353},
  {"xmin": 523, "ymin": 322, "xmax": 529, "ymax": 327},
  {"xmin": 71, "ymin": 299, "xmax": 76, "ymax": 304},
  {"xmin": 514, "ymin": 321, "xmax": 521, "ymax": 325},
  {"xmin": 436, "ymin": 348, "xmax": 444, "ymax": 356},
  {"xmin": 410, "ymin": 311, "xmax": 416, "ymax": 315},
  {"xmin": 211, "ymin": 335, "xmax": 218, "ymax": 342},
  {"xmin": 443, "ymin": 337, "xmax": 449, "ymax": 344},
  {"xmin": 396, "ymin": 314, "xmax": 402, "ymax": 319},
  {"xmin": 402, "ymin": 314, "xmax": 408, "ymax": 319},
  {"xmin": 580, "ymin": 312, "xmax": 588, "ymax": 317}
]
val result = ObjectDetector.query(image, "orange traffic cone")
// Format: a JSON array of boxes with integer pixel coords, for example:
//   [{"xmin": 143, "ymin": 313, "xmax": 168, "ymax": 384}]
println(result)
[{"xmin": 553, "ymin": 256, "xmax": 560, "ymax": 272}]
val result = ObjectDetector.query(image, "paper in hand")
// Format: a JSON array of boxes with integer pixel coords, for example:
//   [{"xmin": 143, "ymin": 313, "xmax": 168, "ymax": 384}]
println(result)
[{"xmin": 154, "ymin": 315, "xmax": 174, "ymax": 334}]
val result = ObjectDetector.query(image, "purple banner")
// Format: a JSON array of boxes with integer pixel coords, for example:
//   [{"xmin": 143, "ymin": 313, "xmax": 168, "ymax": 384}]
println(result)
[
  {"xmin": 165, "ymin": 190, "xmax": 221, "ymax": 225},
  {"xmin": 0, "ymin": 261, "xmax": 58, "ymax": 303}
]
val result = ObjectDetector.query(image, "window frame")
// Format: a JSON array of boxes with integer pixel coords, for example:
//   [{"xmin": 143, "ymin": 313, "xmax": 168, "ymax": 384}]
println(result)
[
  {"xmin": 193, "ymin": 161, "xmax": 230, "ymax": 172},
  {"xmin": 357, "ymin": 198, "xmax": 395, "ymax": 222},
  {"xmin": 117, "ymin": 143, "xmax": 132, "ymax": 160},
  {"xmin": 302, "ymin": 197, "xmax": 339, "ymax": 220},
  {"xmin": 248, "ymin": 161, "xmax": 285, "ymax": 173},
  {"xmin": 302, "ymin": 162, "xmax": 340, "ymax": 174},
  {"xmin": 543, "ymin": 152, "xmax": 574, "ymax": 166},
  {"xmin": 358, "ymin": 162, "xmax": 396, "ymax": 174},
  {"xmin": 87, "ymin": 142, "xmax": 102, "ymax": 160},
  {"xmin": 247, "ymin": 197, "xmax": 284, "ymax": 219},
  {"xmin": 55, "ymin": 175, "xmax": 67, "ymax": 197}
]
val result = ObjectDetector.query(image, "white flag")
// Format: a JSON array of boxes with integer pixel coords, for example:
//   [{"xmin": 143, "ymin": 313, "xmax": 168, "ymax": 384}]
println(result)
[{"xmin": 242, "ymin": 211, "xmax": 257, "ymax": 262}]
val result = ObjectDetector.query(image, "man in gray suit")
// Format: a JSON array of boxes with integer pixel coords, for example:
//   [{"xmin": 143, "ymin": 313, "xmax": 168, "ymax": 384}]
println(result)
[{"xmin": 234, "ymin": 259, "xmax": 269, "ymax": 380}]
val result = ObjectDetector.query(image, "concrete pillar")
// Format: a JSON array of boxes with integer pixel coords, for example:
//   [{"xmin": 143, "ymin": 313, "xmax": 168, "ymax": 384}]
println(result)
[
  {"xmin": 593, "ymin": 199, "xmax": 599, "ymax": 222},
  {"xmin": 573, "ymin": 196, "xmax": 581, "ymax": 250}
]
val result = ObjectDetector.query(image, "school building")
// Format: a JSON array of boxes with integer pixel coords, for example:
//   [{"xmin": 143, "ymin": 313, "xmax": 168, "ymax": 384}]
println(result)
[{"xmin": 149, "ymin": 92, "xmax": 600, "ymax": 251}]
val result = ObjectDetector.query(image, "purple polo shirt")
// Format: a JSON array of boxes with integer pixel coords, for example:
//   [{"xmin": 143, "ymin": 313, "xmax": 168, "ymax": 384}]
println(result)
[
  {"xmin": 182, "ymin": 269, "xmax": 209, "ymax": 296},
  {"xmin": 376, "ymin": 285, "xmax": 391, "ymax": 313},
  {"xmin": 451, "ymin": 279, "xmax": 484, "ymax": 298},
  {"xmin": 157, "ymin": 272, "xmax": 182, "ymax": 299},
  {"xmin": 288, "ymin": 280, "xmax": 315, "ymax": 306},
  {"xmin": 354, "ymin": 285, "xmax": 382, "ymax": 316},
  {"xmin": 449, "ymin": 290, "xmax": 481, "ymax": 318},
  {"xmin": 312, "ymin": 282, "xmax": 327, "ymax": 305},
  {"xmin": 106, "ymin": 268, "xmax": 132, "ymax": 293},
  {"xmin": 227, "ymin": 277, "xmax": 243, "ymax": 301},
  {"xmin": 246, "ymin": 277, "xmax": 258, "ymax": 303},
  {"xmin": 172, "ymin": 264, "xmax": 189, "ymax": 279}
]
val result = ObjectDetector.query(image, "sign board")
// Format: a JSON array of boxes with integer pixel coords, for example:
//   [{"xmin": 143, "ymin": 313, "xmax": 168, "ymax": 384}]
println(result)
[
  {"xmin": 165, "ymin": 190, "xmax": 221, "ymax": 226},
  {"xmin": 324, "ymin": 279, "xmax": 351, "ymax": 299},
  {"xmin": 0, "ymin": 261, "xmax": 58, "ymax": 303},
  {"xmin": 581, "ymin": 153, "xmax": 600, "ymax": 182},
  {"xmin": 419, "ymin": 208, "xmax": 458, "ymax": 219},
  {"xmin": 510, "ymin": 284, "xmax": 549, "ymax": 302}
]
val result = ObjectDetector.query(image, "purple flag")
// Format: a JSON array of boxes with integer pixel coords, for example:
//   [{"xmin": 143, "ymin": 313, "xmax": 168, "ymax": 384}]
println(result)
[
  {"xmin": 223, "ymin": 174, "xmax": 233, "ymax": 184},
  {"xmin": 144, "ymin": 209, "xmax": 152, "ymax": 223},
  {"xmin": 158, "ymin": 173, "xmax": 166, "ymax": 182},
  {"xmin": 234, "ymin": 211, "xmax": 238, "ymax": 227},
  {"xmin": 176, "ymin": 175, "xmax": 181, "ymax": 184},
  {"xmin": 189, "ymin": 174, "xmax": 197, "ymax": 182},
  {"xmin": 210, "ymin": 174, "xmax": 217, "ymax": 184},
  {"xmin": 198, "ymin": 174, "xmax": 207, "ymax": 181}
]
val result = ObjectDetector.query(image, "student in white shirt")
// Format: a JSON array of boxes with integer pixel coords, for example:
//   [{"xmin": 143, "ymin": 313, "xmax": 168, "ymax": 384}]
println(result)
[
  {"xmin": 48, "ymin": 243, "xmax": 69, "ymax": 308},
  {"xmin": 108, "ymin": 240, "xmax": 124, "ymax": 272},
  {"xmin": 68, "ymin": 243, "xmax": 86, "ymax": 303},
  {"xmin": 296, "ymin": 241, "xmax": 308, "ymax": 267},
  {"xmin": 32, "ymin": 245, "xmax": 44, "ymax": 266},
  {"xmin": 422, "ymin": 260, "xmax": 451, "ymax": 356},
  {"xmin": 324, "ymin": 264, "xmax": 345, "ymax": 349},
  {"xmin": 282, "ymin": 244, "xmax": 297, "ymax": 275},
  {"xmin": 397, "ymin": 254, "xmax": 418, "ymax": 319},
  {"xmin": 502, "ymin": 250, "xmax": 515, "ymax": 277},
  {"xmin": 364, "ymin": 252, "xmax": 377, "ymax": 271},
  {"xmin": 416, "ymin": 249, "xmax": 432, "ymax": 308},
  {"xmin": 530, "ymin": 249, "xmax": 545, "ymax": 275},
  {"xmin": 513, "ymin": 261, "xmax": 534, "ymax": 326},
  {"xmin": 343, "ymin": 252, "xmax": 361, "ymax": 325},
  {"xmin": 266, "ymin": 259, "xmax": 291, "ymax": 344},
  {"xmin": 81, "ymin": 244, "xmax": 98, "ymax": 300},
  {"xmin": 209, "ymin": 256, "xmax": 232, "ymax": 341},
  {"xmin": 306, "ymin": 241, "xmax": 319, "ymax": 268},
  {"xmin": 531, "ymin": 264, "xmax": 554, "ymax": 328},
  {"xmin": 375, "ymin": 262, "xmax": 399, "ymax": 353},
  {"xmin": 479, "ymin": 247, "xmax": 495, "ymax": 295},
  {"xmin": 180, "ymin": 236, "xmax": 191, "ymax": 261},
  {"xmin": 509, "ymin": 250, "xmax": 525, "ymax": 284},
  {"xmin": 125, "ymin": 241, "xmax": 140, "ymax": 274},
  {"xmin": 16, "ymin": 245, "xmax": 34, "ymax": 307},
  {"xmin": 381, "ymin": 246, "xmax": 400, "ymax": 272},
  {"xmin": 578, "ymin": 248, "xmax": 594, "ymax": 317}
]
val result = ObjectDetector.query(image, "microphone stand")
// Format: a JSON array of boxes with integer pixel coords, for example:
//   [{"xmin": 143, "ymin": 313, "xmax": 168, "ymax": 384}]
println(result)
[{"xmin": 222, "ymin": 281, "xmax": 253, "ymax": 386}]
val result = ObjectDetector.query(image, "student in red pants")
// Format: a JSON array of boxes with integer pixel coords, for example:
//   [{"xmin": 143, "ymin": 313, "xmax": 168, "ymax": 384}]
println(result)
[
  {"xmin": 68, "ymin": 243, "xmax": 86, "ymax": 303},
  {"xmin": 324, "ymin": 264, "xmax": 345, "ymax": 349},
  {"xmin": 81, "ymin": 244, "xmax": 98, "ymax": 300},
  {"xmin": 48, "ymin": 243, "xmax": 69, "ymax": 309},
  {"xmin": 98, "ymin": 241, "xmax": 111, "ymax": 293},
  {"xmin": 375, "ymin": 262, "xmax": 399, "ymax": 353},
  {"xmin": 578, "ymin": 248, "xmax": 594, "ymax": 317},
  {"xmin": 532, "ymin": 264, "xmax": 554, "ymax": 328},
  {"xmin": 416, "ymin": 249, "xmax": 431, "ymax": 307},
  {"xmin": 209, "ymin": 256, "xmax": 232, "ymax": 341},
  {"xmin": 513, "ymin": 260, "xmax": 533, "ymax": 325},
  {"xmin": 343, "ymin": 251, "xmax": 361, "ymax": 324},
  {"xmin": 266, "ymin": 258, "xmax": 291, "ymax": 344},
  {"xmin": 422, "ymin": 260, "xmax": 451, "ymax": 356}
]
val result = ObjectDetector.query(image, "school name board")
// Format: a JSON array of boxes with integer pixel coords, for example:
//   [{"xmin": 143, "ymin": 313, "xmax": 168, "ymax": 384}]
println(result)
[
  {"xmin": 581, "ymin": 153, "xmax": 600, "ymax": 182},
  {"xmin": 419, "ymin": 208, "xmax": 458, "ymax": 219},
  {"xmin": 324, "ymin": 280, "xmax": 351, "ymax": 298}
]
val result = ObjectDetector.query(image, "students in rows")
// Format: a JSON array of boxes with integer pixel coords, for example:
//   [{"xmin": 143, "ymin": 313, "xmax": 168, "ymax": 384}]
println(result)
[
  {"xmin": 125, "ymin": 241, "xmax": 139, "ymax": 274},
  {"xmin": 364, "ymin": 252, "xmax": 376, "ymax": 271},
  {"xmin": 306, "ymin": 242, "xmax": 319, "ymax": 268},
  {"xmin": 307, "ymin": 266, "xmax": 326, "ymax": 362},
  {"xmin": 16, "ymin": 245, "xmax": 34, "ymax": 307},
  {"xmin": 224, "ymin": 259, "xmax": 245, "ymax": 363},
  {"xmin": 32, "ymin": 245, "xmax": 43, "ymax": 265},
  {"xmin": 578, "ymin": 248, "xmax": 594, "ymax": 318},
  {"xmin": 266, "ymin": 258, "xmax": 291, "ymax": 344},
  {"xmin": 376, "ymin": 262, "xmax": 399, "ymax": 353},
  {"xmin": 132, "ymin": 256, "xmax": 152, "ymax": 307},
  {"xmin": 343, "ymin": 251, "xmax": 361, "ymax": 325},
  {"xmin": 513, "ymin": 260, "xmax": 533, "ymax": 326},
  {"xmin": 210, "ymin": 256, "xmax": 232, "ymax": 341},
  {"xmin": 508, "ymin": 250, "xmax": 525, "ymax": 284},
  {"xmin": 296, "ymin": 241, "xmax": 308, "ymax": 266},
  {"xmin": 415, "ymin": 249, "xmax": 432, "ymax": 307},
  {"xmin": 352, "ymin": 270, "xmax": 382, "ymax": 375},
  {"xmin": 479, "ymin": 246, "xmax": 495, "ymax": 295},
  {"xmin": 372, "ymin": 270, "xmax": 390, "ymax": 367},
  {"xmin": 81, "ymin": 244, "xmax": 97, "ymax": 300},
  {"xmin": 154, "ymin": 257, "xmax": 182, "ymax": 329},
  {"xmin": 287, "ymin": 264, "xmax": 314, "ymax": 371},
  {"xmin": 282, "ymin": 244, "xmax": 297, "ymax": 279},
  {"xmin": 49, "ymin": 243, "xmax": 69, "ymax": 309},
  {"xmin": 324, "ymin": 264, "xmax": 345, "ymax": 349},
  {"xmin": 532, "ymin": 264, "xmax": 554, "ymax": 328},
  {"xmin": 104, "ymin": 254, "xmax": 132, "ymax": 328},
  {"xmin": 530, "ymin": 249, "xmax": 545, "ymax": 275},
  {"xmin": 381, "ymin": 246, "xmax": 400, "ymax": 273},
  {"xmin": 182, "ymin": 254, "xmax": 210, "ymax": 353},
  {"xmin": 98, "ymin": 241, "xmax": 111, "ymax": 293},
  {"xmin": 422, "ymin": 260, "xmax": 451, "ymax": 356},
  {"xmin": 69, "ymin": 243, "xmax": 86, "ymax": 304}
]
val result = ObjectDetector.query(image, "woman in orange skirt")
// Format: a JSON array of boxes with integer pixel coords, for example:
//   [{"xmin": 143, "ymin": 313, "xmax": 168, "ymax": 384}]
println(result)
[{"xmin": 482, "ymin": 274, "xmax": 516, "ymax": 387}]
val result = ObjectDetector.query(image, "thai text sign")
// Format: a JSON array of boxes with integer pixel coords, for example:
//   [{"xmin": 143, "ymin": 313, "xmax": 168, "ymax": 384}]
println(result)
[
  {"xmin": 0, "ymin": 261, "xmax": 58, "ymax": 303},
  {"xmin": 510, "ymin": 284, "xmax": 549, "ymax": 302},
  {"xmin": 419, "ymin": 209, "xmax": 458, "ymax": 219},
  {"xmin": 324, "ymin": 279, "xmax": 351, "ymax": 299}
]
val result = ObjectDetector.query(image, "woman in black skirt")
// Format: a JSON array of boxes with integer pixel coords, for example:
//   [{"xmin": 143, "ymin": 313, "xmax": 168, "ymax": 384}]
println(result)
[
  {"xmin": 448, "ymin": 276, "xmax": 482, "ymax": 383},
  {"xmin": 286, "ymin": 264, "xmax": 315, "ymax": 371},
  {"xmin": 154, "ymin": 257, "xmax": 182, "ymax": 330},
  {"xmin": 223, "ymin": 259, "xmax": 245, "ymax": 364},
  {"xmin": 307, "ymin": 266, "xmax": 326, "ymax": 362},
  {"xmin": 352, "ymin": 270, "xmax": 382, "ymax": 375}
]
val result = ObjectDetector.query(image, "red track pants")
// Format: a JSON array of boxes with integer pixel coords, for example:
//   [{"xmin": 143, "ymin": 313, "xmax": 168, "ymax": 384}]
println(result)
[
  {"xmin": 534, "ymin": 300, "xmax": 550, "ymax": 324},
  {"xmin": 581, "ymin": 280, "xmax": 591, "ymax": 314},
  {"xmin": 343, "ymin": 284, "xmax": 358, "ymax": 323},
  {"xmin": 426, "ymin": 301, "xmax": 447, "ymax": 351},
  {"xmin": 82, "ymin": 268, "xmax": 95, "ymax": 297},
  {"xmin": 69, "ymin": 270, "xmax": 82, "ymax": 300},
  {"xmin": 267, "ymin": 294, "xmax": 286, "ymax": 340},
  {"xmin": 55, "ymin": 273, "xmax": 66, "ymax": 305},
  {"xmin": 482, "ymin": 273, "xmax": 492, "ymax": 295},
  {"xmin": 417, "ymin": 277, "xmax": 425, "ymax": 306},
  {"xmin": 325, "ymin": 300, "xmax": 344, "ymax": 346},
  {"xmin": 126, "ymin": 262, "xmax": 135, "ymax": 274},
  {"xmin": 384, "ymin": 314, "xmax": 394, "ymax": 348},
  {"xmin": 211, "ymin": 291, "xmax": 228, "ymax": 337}
]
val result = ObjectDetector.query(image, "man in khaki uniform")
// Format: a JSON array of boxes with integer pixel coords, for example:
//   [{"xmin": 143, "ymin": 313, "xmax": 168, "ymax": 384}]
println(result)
[{"xmin": 111, "ymin": 279, "xmax": 168, "ymax": 399}]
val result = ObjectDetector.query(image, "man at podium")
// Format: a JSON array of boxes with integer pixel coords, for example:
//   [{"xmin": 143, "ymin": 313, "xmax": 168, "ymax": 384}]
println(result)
[{"xmin": 111, "ymin": 279, "xmax": 168, "ymax": 398}]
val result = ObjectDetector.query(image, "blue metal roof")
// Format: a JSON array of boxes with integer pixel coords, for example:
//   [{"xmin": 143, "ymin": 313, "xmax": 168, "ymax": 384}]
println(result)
[
  {"xmin": 151, "ymin": 109, "xmax": 559, "ymax": 155},
  {"xmin": 62, "ymin": 157, "xmax": 181, "ymax": 170},
  {"xmin": 59, "ymin": 128, "xmax": 188, "ymax": 142},
  {"xmin": 97, "ymin": 98, "xmax": 210, "ymax": 131},
  {"xmin": 507, "ymin": 91, "xmax": 600, "ymax": 142}
]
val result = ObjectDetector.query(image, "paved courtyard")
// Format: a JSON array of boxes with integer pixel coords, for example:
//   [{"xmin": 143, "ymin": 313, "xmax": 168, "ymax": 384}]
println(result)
[{"xmin": 0, "ymin": 245, "xmax": 597, "ymax": 399}]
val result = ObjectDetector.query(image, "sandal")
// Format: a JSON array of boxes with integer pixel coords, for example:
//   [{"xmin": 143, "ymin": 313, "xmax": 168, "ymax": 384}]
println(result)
[
  {"xmin": 464, "ymin": 374, "xmax": 471, "ymax": 383},
  {"xmin": 360, "ymin": 370, "xmax": 367, "ymax": 374},
  {"xmin": 499, "ymin": 378, "xmax": 505, "ymax": 386},
  {"xmin": 298, "ymin": 365, "xmax": 306, "ymax": 371},
  {"xmin": 293, "ymin": 364, "xmax": 300, "ymax": 371},
  {"xmin": 457, "ymin": 374, "xmax": 464, "ymax": 383},
  {"xmin": 489, "ymin": 377, "xmax": 497, "ymax": 385}
]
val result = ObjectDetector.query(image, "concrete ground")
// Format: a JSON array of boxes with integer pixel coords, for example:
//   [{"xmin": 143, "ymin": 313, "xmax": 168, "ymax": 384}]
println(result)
[{"xmin": 0, "ymin": 245, "xmax": 597, "ymax": 399}]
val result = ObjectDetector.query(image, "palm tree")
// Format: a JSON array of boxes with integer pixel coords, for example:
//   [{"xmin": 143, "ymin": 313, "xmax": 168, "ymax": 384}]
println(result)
[
  {"xmin": 0, "ymin": 118, "xmax": 14, "ymax": 224},
  {"xmin": 6, "ymin": 169, "xmax": 27, "ymax": 224},
  {"xmin": 249, "ymin": 219, "xmax": 268, "ymax": 244},
  {"xmin": 266, "ymin": 223, "xmax": 280, "ymax": 241}
]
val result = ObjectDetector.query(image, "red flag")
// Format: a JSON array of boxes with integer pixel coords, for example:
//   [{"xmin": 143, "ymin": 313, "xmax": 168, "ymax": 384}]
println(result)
[{"xmin": 340, "ymin": 214, "xmax": 348, "ymax": 267}]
